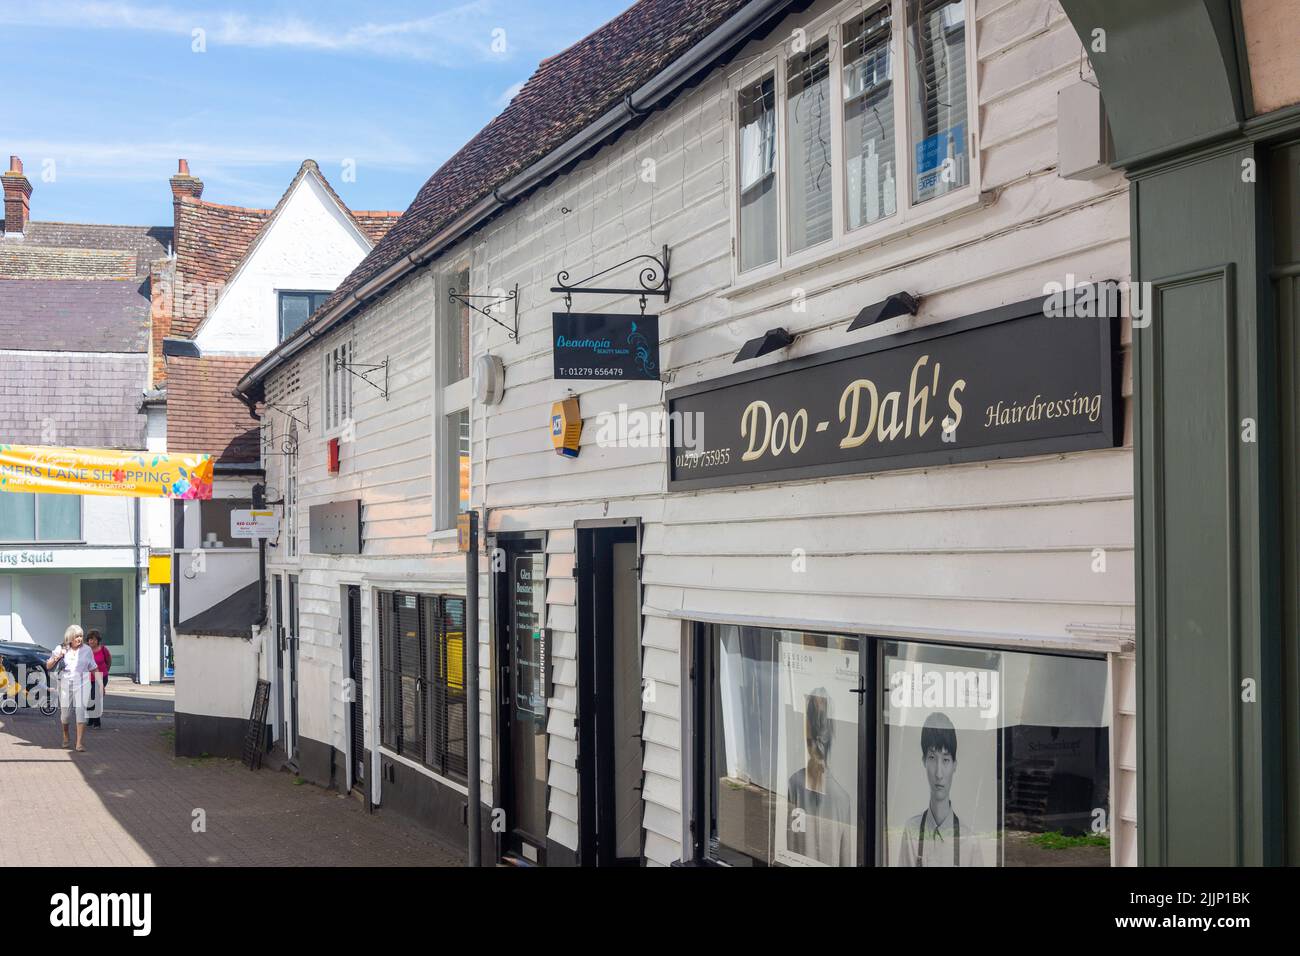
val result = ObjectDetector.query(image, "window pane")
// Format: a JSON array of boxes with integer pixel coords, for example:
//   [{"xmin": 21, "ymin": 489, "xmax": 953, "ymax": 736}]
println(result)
[
  {"xmin": 907, "ymin": 0, "xmax": 969, "ymax": 205},
  {"xmin": 881, "ymin": 641, "xmax": 1111, "ymax": 867},
  {"xmin": 279, "ymin": 293, "xmax": 313, "ymax": 341},
  {"xmin": 737, "ymin": 74, "xmax": 778, "ymax": 272},
  {"xmin": 843, "ymin": 6, "xmax": 897, "ymax": 230},
  {"xmin": 444, "ymin": 267, "xmax": 470, "ymax": 383},
  {"xmin": 199, "ymin": 498, "xmax": 252, "ymax": 548},
  {"xmin": 785, "ymin": 38, "xmax": 833, "ymax": 253},
  {"xmin": 710, "ymin": 625, "xmax": 859, "ymax": 866},
  {"xmin": 0, "ymin": 492, "xmax": 36, "ymax": 541},
  {"xmin": 445, "ymin": 410, "xmax": 470, "ymax": 524}
]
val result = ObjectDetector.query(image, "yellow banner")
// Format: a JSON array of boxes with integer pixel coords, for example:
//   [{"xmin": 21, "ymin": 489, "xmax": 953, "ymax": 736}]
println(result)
[{"xmin": 0, "ymin": 444, "xmax": 213, "ymax": 499}]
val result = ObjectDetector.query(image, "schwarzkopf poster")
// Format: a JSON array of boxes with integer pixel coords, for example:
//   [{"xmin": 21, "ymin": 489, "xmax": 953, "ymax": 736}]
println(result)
[
  {"xmin": 666, "ymin": 297, "xmax": 1119, "ymax": 490},
  {"xmin": 552, "ymin": 312, "xmax": 660, "ymax": 380}
]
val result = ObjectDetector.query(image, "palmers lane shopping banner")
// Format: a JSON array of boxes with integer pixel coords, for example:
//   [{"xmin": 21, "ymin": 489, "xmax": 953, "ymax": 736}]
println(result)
[
  {"xmin": 0, "ymin": 444, "xmax": 213, "ymax": 499},
  {"xmin": 666, "ymin": 295, "xmax": 1121, "ymax": 491}
]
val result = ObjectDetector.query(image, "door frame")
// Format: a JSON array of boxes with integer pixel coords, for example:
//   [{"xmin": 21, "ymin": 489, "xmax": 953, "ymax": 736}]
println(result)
[
  {"xmin": 575, "ymin": 517, "xmax": 644, "ymax": 866},
  {"xmin": 343, "ymin": 583, "xmax": 364, "ymax": 793},
  {"xmin": 70, "ymin": 572, "xmax": 136, "ymax": 680},
  {"xmin": 286, "ymin": 573, "xmax": 300, "ymax": 763},
  {"xmin": 490, "ymin": 530, "xmax": 548, "ymax": 863}
]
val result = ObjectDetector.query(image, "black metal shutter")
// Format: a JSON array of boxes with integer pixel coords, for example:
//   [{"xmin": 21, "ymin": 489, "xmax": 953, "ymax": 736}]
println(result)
[{"xmin": 378, "ymin": 593, "xmax": 396, "ymax": 752}]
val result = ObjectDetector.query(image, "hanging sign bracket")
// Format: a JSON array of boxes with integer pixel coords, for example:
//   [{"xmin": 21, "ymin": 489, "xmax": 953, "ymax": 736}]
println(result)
[
  {"xmin": 552, "ymin": 245, "xmax": 671, "ymax": 314},
  {"xmin": 449, "ymin": 284, "xmax": 519, "ymax": 340},
  {"xmin": 336, "ymin": 358, "xmax": 389, "ymax": 399}
]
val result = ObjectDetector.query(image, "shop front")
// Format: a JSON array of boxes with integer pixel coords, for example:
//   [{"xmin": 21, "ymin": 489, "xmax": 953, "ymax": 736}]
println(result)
[
  {"xmin": 0, "ymin": 551, "xmax": 139, "ymax": 678},
  {"xmin": 658, "ymin": 291, "xmax": 1132, "ymax": 867}
]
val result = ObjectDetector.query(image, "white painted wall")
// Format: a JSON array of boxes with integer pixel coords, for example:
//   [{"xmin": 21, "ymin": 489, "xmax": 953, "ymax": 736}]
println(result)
[
  {"xmin": 175, "ymin": 632, "xmax": 258, "ymax": 720},
  {"xmin": 230, "ymin": 0, "xmax": 1136, "ymax": 866},
  {"xmin": 194, "ymin": 174, "xmax": 374, "ymax": 356},
  {"xmin": 440, "ymin": 0, "xmax": 1135, "ymax": 865}
]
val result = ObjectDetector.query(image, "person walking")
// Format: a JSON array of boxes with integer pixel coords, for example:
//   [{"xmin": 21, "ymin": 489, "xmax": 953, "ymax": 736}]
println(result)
[
  {"xmin": 86, "ymin": 630, "xmax": 111, "ymax": 728},
  {"xmin": 46, "ymin": 625, "xmax": 96, "ymax": 752}
]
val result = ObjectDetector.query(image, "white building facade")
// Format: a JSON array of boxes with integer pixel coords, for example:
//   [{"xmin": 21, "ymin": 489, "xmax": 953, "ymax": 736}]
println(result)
[{"xmin": 228, "ymin": 0, "xmax": 1136, "ymax": 866}]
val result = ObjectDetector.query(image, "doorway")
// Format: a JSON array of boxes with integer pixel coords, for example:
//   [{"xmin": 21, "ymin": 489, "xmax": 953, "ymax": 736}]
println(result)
[
  {"xmin": 345, "ymin": 584, "xmax": 364, "ymax": 792},
  {"xmin": 286, "ymin": 574, "xmax": 300, "ymax": 764},
  {"xmin": 576, "ymin": 520, "xmax": 644, "ymax": 866},
  {"xmin": 493, "ymin": 535, "xmax": 548, "ymax": 863},
  {"xmin": 73, "ymin": 575, "xmax": 133, "ymax": 678}
]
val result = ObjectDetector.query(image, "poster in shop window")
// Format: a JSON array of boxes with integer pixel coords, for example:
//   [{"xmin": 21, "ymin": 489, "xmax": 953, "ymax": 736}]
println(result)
[
  {"xmin": 773, "ymin": 634, "xmax": 860, "ymax": 867},
  {"xmin": 883, "ymin": 644, "xmax": 1001, "ymax": 867}
]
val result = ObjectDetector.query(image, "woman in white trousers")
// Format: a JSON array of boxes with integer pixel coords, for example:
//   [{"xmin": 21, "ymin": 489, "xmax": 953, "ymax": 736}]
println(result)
[{"xmin": 46, "ymin": 625, "xmax": 96, "ymax": 752}]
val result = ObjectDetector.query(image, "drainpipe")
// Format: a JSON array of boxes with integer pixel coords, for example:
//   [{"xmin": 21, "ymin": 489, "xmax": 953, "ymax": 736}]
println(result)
[
  {"xmin": 466, "ymin": 508, "xmax": 481, "ymax": 867},
  {"xmin": 133, "ymin": 496, "xmax": 142, "ymax": 684},
  {"xmin": 252, "ymin": 483, "xmax": 269, "ymax": 628}
]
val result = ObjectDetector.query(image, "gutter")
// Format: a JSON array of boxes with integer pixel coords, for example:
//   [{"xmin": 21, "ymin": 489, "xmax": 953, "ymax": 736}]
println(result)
[{"xmin": 232, "ymin": 0, "xmax": 798, "ymax": 404}]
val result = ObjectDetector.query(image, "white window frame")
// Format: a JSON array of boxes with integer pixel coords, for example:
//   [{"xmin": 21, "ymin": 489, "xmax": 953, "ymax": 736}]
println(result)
[
  {"xmin": 434, "ymin": 262, "xmax": 472, "ymax": 532},
  {"xmin": 727, "ymin": 0, "xmax": 981, "ymax": 291},
  {"xmin": 323, "ymin": 334, "xmax": 354, "ymax": 437},
  {"xmin": 285, "ymin": 421, "xmax": 299, "ymax": 559}
]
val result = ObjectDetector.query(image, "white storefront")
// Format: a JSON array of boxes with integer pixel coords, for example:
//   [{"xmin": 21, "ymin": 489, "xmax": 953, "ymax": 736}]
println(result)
[{"xmin": 205, "ymin": 0, "xmax": 1137, "ymax": 867}]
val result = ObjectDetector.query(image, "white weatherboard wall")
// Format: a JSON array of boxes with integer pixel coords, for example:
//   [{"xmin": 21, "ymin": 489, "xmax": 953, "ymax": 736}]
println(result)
[
  {"xmin": 194, "ymin": 174, "xmax": 374, "ymax": 356},
  {"xmin": 442, "ymin": 0, "xmax": 1135, "ymax": 865},
  {"xmin": 260, "ymin": 270, "xmax": 464, "ymax": 779}
]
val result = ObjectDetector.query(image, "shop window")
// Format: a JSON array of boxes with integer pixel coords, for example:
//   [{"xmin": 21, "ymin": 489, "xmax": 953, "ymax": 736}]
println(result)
[
  {"xmin": 378, "ymin": 591, "xmax": 467, "ymax": 782},
  {"xmin": 0, "ymin": 493, "xmax": 81, "ymax": 542},
  {"xmin": 695, "ymin": 625, "xmax": 1112, "ymax": 867},
  {"xmin": 198, "ymin": 498, "xmax": 253, "ymax": 549},
  {"xmin": 278, "ymin": 290, "xmax": 330, "ymax": 342},
  {"xmin": 732, "ymin": 0, "xmax": 975, "ymax": 278}
]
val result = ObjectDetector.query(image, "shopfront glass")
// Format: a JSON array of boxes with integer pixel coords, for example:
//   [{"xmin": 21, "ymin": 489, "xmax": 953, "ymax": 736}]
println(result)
[
  {"xmin": 78, "ymin": 577, "xmax": 130, "ymax": 677},
  {"xmin": 698, "ymin": 625, "xmax": 1111, "ymax": 867}
]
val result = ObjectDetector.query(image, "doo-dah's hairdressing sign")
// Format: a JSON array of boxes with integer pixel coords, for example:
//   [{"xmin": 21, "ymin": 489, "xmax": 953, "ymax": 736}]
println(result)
[{"xmin": 666, "ymin": 296, "xmax": 1120, "ymax": 491}]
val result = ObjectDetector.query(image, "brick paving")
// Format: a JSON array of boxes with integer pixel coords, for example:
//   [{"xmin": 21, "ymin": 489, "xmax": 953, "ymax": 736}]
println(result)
[{"xmin": 0, "ymin": 707, "xmax": 464, "ymax": 867}]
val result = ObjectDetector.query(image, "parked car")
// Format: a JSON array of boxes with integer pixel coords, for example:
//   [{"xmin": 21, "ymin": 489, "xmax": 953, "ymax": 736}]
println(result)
[{"xmin": 0, "ymin": 639, "xmax": 55, "ymax": 685}]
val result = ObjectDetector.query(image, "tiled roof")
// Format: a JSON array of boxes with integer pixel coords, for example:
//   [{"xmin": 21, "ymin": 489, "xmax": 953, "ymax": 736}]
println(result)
[
  {"xmin": 0, "ymin": 351, "xmax": 148, "ymax": 448},
  {"xmin": 169, "ymin": 161, "xmax": 402, "ymax": 337},
  {"xmin": 170, "ymin": 199, "xmax": 272, "ymax": 338},
  {"xmin": 301, "ymin": 0, "xmax": 752, "ymax": 342},
  {"xmin": 165, "ymin": 354, "xmax": 261, "ymax": 463},
  {"xmin": 0, "ymin": 278, "xmax": 150, "ymax": 351},
  {"xmin": 19, "ymin": 222, "xmax": 172, "ymax": 278},
  {"xmin": 176, "ymin": 579, "xmax": 260, "ymax": 636},
  {"xmin": 0, "ymin": 243, "xmax": 137, "ymax": 280}
]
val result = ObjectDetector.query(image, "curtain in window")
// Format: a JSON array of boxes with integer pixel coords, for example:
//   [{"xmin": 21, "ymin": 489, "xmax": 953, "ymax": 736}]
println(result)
[
  {"xmin": 738, "ymin": 75, "xmax": 779, "ymax": 271},
  {"xmin": 844, "ymin": 6, "xmax": 897, "ymax": 229}
]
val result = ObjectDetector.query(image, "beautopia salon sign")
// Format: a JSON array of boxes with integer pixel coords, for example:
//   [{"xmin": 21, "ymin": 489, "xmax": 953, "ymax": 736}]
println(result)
[
  {"xmin": 666, "ymin": 296, "xmax": 1120, "ymax": 491},
  {"xmin": 0, "ymin": 444, "xmax": 213, "ymax": 499}
]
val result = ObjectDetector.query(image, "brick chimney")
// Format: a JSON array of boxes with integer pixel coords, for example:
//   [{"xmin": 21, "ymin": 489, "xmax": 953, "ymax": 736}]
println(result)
[
  {"xmin": 168, "ymin": 158, "xmax": 202, "ymax": 261},
  {"xmin": 2, "ymin": 155, "xmax": 33, "ymax": 236}
]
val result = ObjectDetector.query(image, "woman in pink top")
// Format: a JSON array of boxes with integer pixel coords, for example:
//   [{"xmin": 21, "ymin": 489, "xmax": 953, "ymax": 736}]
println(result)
[{"xmin": 86, "ymin": 630, "xmax": 111, "ymax": 728}]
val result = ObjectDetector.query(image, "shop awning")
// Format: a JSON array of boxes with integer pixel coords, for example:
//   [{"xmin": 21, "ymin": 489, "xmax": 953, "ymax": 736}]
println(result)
[{"xmin": 0, "ymin": 444, "xmax": 213, "ymax": 499}]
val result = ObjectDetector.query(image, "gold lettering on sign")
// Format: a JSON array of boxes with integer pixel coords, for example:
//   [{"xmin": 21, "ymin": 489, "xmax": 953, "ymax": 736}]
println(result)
[
  {"xmin": 838, "ymin": 379, "xmax": 879, "ymax": 449},
  {"xmin": 947, "ymin": 379, "xmax": 967, "ymax": 430},
  {"xmin": 741, "ymin": 400, "xmax": 773, "ymax": 461},
  {"xmin": 906, "ymin": 355, "xmax": 934, "ymax": 438}
]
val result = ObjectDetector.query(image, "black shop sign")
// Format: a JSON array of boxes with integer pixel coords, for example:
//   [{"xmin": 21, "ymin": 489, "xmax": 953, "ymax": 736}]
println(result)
[
  {"xmin": 553, "ymin": 313, "xmax": 660, "ymax": 380},
  {"xmin": 665, "ymin": 295, "xmax": 1120, "ymax": 491}
]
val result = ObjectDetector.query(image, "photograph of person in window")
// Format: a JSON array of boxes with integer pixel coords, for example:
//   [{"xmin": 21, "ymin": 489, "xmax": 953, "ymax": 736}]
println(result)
[
  {"xmin": 898, "ymin": 711, "xmax": 985, "ymax": 867},
  {"xmin": 785, "ymin": 688, "xmax": 854, "ymax": 866}
]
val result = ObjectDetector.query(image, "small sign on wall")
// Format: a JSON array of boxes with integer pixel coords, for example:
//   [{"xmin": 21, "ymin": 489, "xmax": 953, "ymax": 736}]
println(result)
[
  {"xmin": 309, "ymin": 500, "xmax": 363, "ymax": 554},
  {"xmin": 231, "ymin": 509, "xmax": 280, "ymax": 539}
]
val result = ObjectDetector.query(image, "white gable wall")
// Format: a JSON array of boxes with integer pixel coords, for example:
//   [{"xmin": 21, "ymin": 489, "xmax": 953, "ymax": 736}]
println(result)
[{"xmin": 195, "ymin": 174, "xmax": 372, "ymax": 356}]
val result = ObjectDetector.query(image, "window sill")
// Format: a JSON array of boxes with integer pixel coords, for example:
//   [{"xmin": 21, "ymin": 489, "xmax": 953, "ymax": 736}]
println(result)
[
  {"xmin": 722, "ymin": 186, "xmax": 993, "ymax": 301},
  {"xmin": 377, "ymin": 746, "xmax": 469, "ymax": 796},
  {"xmin": 427, "ymin": 529, "xmax": 460, "ymax": 542}
]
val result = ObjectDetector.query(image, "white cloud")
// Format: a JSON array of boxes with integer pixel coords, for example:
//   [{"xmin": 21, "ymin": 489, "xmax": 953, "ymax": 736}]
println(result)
[
  {"xmin": 0, "ymin": 0, "xmax": 535, "ymax": 63},
  {"xmin": 496, "ymin": 80, "xmax": 526, "ymax": 109}
]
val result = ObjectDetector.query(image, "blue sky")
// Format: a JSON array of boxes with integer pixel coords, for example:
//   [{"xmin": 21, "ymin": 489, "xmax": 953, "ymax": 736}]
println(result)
[{"xmin": 0, "ymin": 0, "xmax": 632, "ymax": 225}]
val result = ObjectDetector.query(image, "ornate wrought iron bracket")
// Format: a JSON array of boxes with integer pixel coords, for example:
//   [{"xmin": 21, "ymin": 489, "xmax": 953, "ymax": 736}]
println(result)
[
  {"xmin": 449, "ymin": 284, "xmax": 519, "ymax": 340},
  {"xmin": 259, "ymin": 431, "xmax": 300, "ymax": 458},
  {"xmin": 336, "ymin": 358, "xmax": 389, "ymax": 399},
  {"xmin": 552, "ymin": 245, "xmax": 671, "ymax": 314},
  {"xmin": 264, "ymin": 399, "xmax": 309, "ymax": 434}
]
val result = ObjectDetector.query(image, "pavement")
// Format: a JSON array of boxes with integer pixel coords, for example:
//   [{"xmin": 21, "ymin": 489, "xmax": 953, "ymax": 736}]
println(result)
[{"xmin": 0, "ymin": 704, "xmax": 465, "ymax": 867}]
